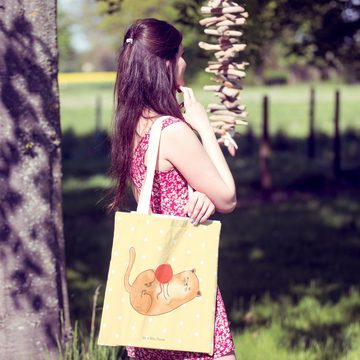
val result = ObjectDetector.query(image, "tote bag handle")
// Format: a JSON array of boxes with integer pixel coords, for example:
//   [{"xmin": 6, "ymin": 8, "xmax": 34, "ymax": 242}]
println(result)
[{"xmin": 137, "ymin": 116, "xmax": 193, "ymax": 214}]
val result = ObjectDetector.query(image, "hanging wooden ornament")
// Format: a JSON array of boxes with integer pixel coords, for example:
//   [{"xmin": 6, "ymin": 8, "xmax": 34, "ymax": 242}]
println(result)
[{"xmin": 199, "ymin": 0, "xmax": 249, "ymax": 156}]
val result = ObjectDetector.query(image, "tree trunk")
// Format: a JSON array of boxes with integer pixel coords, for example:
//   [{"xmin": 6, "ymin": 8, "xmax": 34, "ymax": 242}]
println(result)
[{"xmin": 0, "ymin": 0, "xmax": 71, "ymax": 359}]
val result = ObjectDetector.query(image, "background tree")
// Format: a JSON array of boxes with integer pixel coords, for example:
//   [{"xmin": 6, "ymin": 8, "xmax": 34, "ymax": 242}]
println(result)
[
  {"xmin": 275, "ymin": 0, "xmax": 360, "ymax": 81},
  {"xmin": 91, "ymin": 0, "xmax": 210, "ymax": 77},
  {"xmin": 172, "ymin": 0, "xmax": 360, "ymax": 81},
  {"xmin": 60, "ymin": 0, "xmax": 359, "ymax": 81},
  {"xmin": 58, "ymin": 6, "xmax": 78, "ymax": 72},
  {"xmin": 0, "ymin": 0, "xmax": 71, "ymax": 358}
]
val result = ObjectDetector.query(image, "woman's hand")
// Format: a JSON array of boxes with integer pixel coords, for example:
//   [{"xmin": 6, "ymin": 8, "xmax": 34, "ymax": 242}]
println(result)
[
  {"xmin": 184, "ymin": 191, "xmax": 216, "ymax": 225},
  {"xmin": 179, "ymin": 86, "xmax": 212, "ymax": 134}
]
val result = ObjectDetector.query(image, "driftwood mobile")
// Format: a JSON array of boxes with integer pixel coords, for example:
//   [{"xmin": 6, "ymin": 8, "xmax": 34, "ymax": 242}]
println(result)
[{"xmin": 199, "ymin": 0, "xmax": 248, "ymax": 156}]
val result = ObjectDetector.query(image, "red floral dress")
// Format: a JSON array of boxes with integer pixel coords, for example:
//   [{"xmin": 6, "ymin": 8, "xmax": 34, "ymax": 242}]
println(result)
[{"xmin": 128, "ymin": 115, "xmax": 236, "ymax": 359}]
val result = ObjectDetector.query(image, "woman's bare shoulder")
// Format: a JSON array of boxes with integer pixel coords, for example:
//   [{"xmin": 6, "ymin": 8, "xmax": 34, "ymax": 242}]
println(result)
[{"xmin": 161, "ymin": 115, "xmax": 192, "ymax": 132}]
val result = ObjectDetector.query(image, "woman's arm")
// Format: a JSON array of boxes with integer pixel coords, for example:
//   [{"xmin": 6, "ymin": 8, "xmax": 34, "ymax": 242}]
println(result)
[
  {"xmin": 161, "ymin": 122, "xmax": 236, "ymax": 213},
  {"xmin": 197, "ymin": 125, "xmax": 236, "ymax": 202},
  {"xmin": 163, "ymin": 86, "xmax": 236, "ymax": 213}
]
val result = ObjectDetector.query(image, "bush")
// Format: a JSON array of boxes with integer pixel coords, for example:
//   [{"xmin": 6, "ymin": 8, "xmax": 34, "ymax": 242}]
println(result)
[{"xmin": 264, "ymin": 70, "xmax": 289, "ymax": 85}]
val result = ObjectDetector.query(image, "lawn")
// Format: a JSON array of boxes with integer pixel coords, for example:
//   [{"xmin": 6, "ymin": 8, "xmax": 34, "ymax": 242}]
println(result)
[
  {"xmin": 59, "ymin": 80, "xmax": 360, "ymax": 359},
  {"xmin": 59, "ymin": 81, "xmax": 360, "ymax": 137}
]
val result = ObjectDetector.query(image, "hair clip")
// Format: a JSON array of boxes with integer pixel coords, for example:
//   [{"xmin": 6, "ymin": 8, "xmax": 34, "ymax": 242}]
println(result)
[{"xmin": 126, "ymin": 38, "xmax": 133, "ymax": 44}]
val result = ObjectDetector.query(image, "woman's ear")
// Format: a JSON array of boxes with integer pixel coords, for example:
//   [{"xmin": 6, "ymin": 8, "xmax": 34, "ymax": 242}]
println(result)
[{"xmin": 166, "ymin": 60, "xmax": 170, "ymax": 69}]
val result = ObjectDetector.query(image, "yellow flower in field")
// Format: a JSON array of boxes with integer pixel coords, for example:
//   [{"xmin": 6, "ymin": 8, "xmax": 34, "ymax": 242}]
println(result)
[{"xmin": 58, "ymin": 72, "xmax": 116, "ymax": 85}]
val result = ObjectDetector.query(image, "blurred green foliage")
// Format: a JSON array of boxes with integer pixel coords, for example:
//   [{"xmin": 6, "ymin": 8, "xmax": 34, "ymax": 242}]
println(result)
[
  {"xmin": 262, "ymin": 69, "xmax": 289, "ymax": 85},
  {"xmin": 58, "ymin": 6, "xmax": 78, "ymax": 72},
  {"xmin": 78, "ymin": 0, "xmax": 360, "ymax": 82},
  {"xmin": 174, "ymin": 0, "xmax": 360, "ymax": 80}
]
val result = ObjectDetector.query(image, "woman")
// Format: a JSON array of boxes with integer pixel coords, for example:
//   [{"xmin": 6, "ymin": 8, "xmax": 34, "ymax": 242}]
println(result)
[{"xmin": 108, "ymin": 18, "xmax": 237, "ymax": 360}]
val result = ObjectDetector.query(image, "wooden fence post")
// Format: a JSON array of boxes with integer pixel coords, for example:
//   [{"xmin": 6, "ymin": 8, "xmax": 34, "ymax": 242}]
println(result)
[
  {"xmin": 259, "ymin": 95, "xmax": 272, "ymax": 201},
  {"xmin": 95, "ymin": 94, "xmax": 102, "ymax": 134},
  {"xmin": 93, "ymin": 94, "xmax": 103, "ymax": 152},
  {"xmin": 333, "ymin": 90, "xmax": 341, "ymax": 177},
  {"xmin": 308, "ymin": 86, "xmax": 315, "ymax": 158}
]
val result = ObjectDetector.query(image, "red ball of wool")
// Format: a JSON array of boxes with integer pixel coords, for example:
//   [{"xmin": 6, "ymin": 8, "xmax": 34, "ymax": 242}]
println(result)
[{"xmin": 155, "ymin": 264, "xmax": 173, "ymax": 284}]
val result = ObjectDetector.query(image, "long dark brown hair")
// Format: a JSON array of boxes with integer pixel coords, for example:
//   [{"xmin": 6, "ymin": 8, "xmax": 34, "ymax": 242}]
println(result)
[{"xmin": 107, "ymin": 18, "xmax": 185, "ymax": 212}]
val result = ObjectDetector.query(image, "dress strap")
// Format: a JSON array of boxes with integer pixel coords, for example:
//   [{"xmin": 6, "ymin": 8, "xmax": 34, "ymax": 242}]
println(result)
[{"xmin": 137, "ymin": 116, "xmax": 193, "ymax": 214}]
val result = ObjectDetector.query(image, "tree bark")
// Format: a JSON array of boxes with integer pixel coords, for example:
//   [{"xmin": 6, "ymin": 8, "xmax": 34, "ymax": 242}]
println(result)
[{"xmin": 0, "ymin": 0, "xmax": 71, "ymax": 359}]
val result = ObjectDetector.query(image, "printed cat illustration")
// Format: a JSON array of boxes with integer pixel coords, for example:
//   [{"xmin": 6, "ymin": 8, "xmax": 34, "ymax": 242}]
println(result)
[{"xmin": 124, "ymin": 247, "xmax": 201, "ymax": 316}]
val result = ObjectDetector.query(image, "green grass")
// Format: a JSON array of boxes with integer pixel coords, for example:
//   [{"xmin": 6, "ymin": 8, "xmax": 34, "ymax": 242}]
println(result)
[
  {"xmin": 232, "ymin": 289, "xmax": 360, "ymax": 360},
  {"xmin": 63, "ymin": 175, "xmax": 111, "ymax": 192},
  {"xmin": 60, "ymin": 83, "xmax": 115, "ymax": 135},
  {"xmin": 62, "ymin": 162, "xmax": 360, "ymax": 359},
  {"xmin": 59, "ymin": 81, "xmax": 360, "ymax": 359},
  {"xmin": 60, "ymin": 82, "xmax": 360, "ymax": 137},
  {"xmin": 239, "ymin": 84, "xmax": 360, "ymax": 137}
]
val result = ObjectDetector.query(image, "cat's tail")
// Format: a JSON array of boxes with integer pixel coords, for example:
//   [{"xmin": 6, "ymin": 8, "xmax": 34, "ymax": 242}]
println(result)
[{"xmin": 124, "ymin": 247, "xmax": 136, "ymax": 293}]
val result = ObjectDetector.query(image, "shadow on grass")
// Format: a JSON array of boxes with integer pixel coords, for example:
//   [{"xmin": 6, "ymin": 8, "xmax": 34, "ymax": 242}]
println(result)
[
  {"xmin": 62, "ymin": 128, "xmax": 360, "ymax": 358},
  {"xmin": 62, "ymin": 129, "xmax": 110, "ymax": 179},
  {"xmin": 216, "ymin": 192, "xmax": 360, "ymax": 306}
]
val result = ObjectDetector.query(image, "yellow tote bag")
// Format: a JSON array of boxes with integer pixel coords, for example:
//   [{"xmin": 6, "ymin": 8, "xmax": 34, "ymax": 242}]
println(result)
[{"xmin": 97, "ymin": 116, "xmax": 221, "ymax": 355}]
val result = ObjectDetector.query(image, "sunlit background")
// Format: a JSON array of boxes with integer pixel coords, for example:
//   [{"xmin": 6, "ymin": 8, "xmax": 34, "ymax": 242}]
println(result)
[{"xmin": 57, "ymin": 1, "xmax": 360, "ymax": 359}]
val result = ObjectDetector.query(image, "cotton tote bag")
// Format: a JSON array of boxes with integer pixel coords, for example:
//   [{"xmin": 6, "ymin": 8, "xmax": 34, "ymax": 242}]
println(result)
[{"xmin": 97, "ymin": 116, "xmax": 221, "ymax": 355}]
